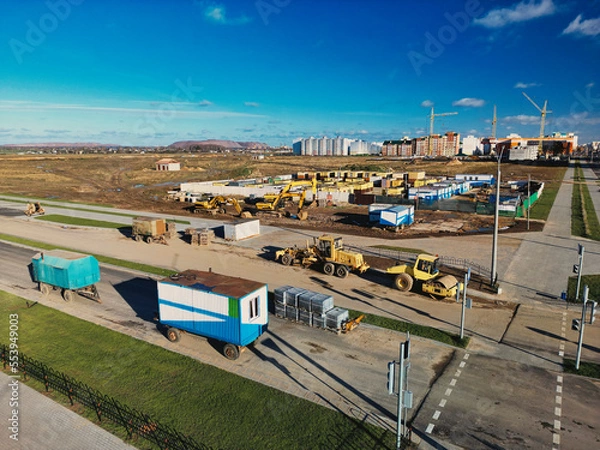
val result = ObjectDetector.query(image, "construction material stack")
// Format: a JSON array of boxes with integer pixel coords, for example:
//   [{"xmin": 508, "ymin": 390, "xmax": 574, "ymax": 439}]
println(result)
[
  {"xmin": 274, "ymin": 285, "xmax": 350, "ymax": 333},
  {"xmin": 185, "ymin": 227, "xmax": 215, "ymax": 246}
]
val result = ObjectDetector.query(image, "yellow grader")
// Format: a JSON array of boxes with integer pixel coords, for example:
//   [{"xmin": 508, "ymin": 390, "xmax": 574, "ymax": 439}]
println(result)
[
  {"xmin": 386, "ymin": 254, "xmax": 459, "ymax": 299},
  {"xmin": 275, "ymin": 235, "xmax": 369, "ymax": 278}
]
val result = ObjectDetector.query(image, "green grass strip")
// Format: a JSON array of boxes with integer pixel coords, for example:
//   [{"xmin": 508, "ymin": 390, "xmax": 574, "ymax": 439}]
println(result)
[
  {"xmin": 580, "ymin": 178, "xmax": 600, "ymax": 241},
  {"xmin": 563, "ymin": 359, "xmax": 600, "ymax": 379},
  {"xmin": 35, "ymin": 214, "xmax": 128, "ymax": 229},
  {"xmin": 528, "ymin": 179, "xmax": 563, "ymax": 221},
  {"xmin": 349, "ymin": 309, "xmax": 469, "ymax": 348},
  {"xmin": 0, "ymin": 293, "xmax": 395, "ymax": 449},
  {"xmin": 0, "ymin": 232, "xmax": 175, "ymax": 277},
  {"xmin": 566, "ymin": 275, "xmax": 600, "ymax": 303},
  {"xmin": 371, "ymin": 245, "xmax": 429, "ymax": 254},
  {"xmin": 0, "ymin": 196, "xmax": 190, "ymax": 225}
]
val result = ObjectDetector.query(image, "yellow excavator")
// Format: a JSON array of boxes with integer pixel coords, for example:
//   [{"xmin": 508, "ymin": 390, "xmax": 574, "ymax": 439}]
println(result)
[
  {"xmin": 386, "ymin": 254, "xmax": 459, "ymax": 299},
  {"xmin": 192, "ymin": 196, "xmax": 249, "ymax": 217},
  {"xmin": 255, "ymin": 178, "xmax": 317, "ymax": 220}
]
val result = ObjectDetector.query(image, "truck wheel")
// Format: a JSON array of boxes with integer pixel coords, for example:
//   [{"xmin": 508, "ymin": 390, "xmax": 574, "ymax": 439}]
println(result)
[
  {"xmin": 323, "ymin": 262, "xmax": 335, "ymax": 276},
  {"xmin": 145, "ymin": 236, "xmax": 153, "ymax": 244},
  {"xmin": 134, "ymin": 234, "xmax": 143, "ymax": 242},
  {"xmin": 39, "ymin": 283, "xmax": 50, "ymax": 296},
  {"xmin": 395, "ymin": 273, "xmax": 413, "ymax": 292},
  {"xmin": 280, "ymin": 254, "xmax": 293, "ymax": 266},
  {"xmin": 62, "ymin": 289, "xmax": 74, "ymax": 302},
  {"xmin": 335, "ymin": 265, "xmax": 349, "ymax": 278},
  {"xmin": 223, "ymin": 343, "xmax": 240, "ymax": 360},
  {"xmin": 166, "ymin": 327, "xmax": 180, "ymax": 342}
]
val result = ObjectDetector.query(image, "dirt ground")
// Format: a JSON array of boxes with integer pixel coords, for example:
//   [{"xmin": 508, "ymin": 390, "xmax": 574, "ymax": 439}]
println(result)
[{"xmin": 0, "ymin": 153, "xmax": 558, "ymax": 239}]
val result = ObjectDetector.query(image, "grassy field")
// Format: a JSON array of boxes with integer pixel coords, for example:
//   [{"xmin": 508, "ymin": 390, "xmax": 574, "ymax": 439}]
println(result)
[
  {"xmin": 0, "ymin": 292, "xmax": 396, "ymax": 449},
  {"xmin": 571, "ymin": 164, "xmax": 600, "ymax": 240}
]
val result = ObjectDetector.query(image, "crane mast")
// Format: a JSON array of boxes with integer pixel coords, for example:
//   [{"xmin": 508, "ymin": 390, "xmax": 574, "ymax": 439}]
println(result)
[
  {"xmin": 522, "ymin": 92, "xmax": 551, "ymax": 156},
  {"xmin": 428, "ymin": 107, "xmax": 458, "ymax": 156}
]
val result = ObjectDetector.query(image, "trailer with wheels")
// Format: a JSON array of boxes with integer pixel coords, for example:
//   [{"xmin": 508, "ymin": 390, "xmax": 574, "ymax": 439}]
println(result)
[
  {"xmin": 132, "ymin": 216, "xmax": 177, "ymax": 245},
  {"xmin": 156, "ymin": 270, "xmax": 268, "ymax": 360},
  {"xmin": 31, "ymin": 250, "xmax": 102, "ymax": 303}
]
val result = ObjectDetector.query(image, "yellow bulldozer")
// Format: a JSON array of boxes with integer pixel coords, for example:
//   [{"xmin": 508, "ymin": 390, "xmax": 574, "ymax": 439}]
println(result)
[
  {"xmin": 24, "ymin": 202, "xmax": 45, "ymax": 216},
  {"xmin": 386, "ymin": 254, "xmax": 459, "ymax": 299},
  {"xmin": 275, "ymin": 235, "xmax": 369, "ymax": 278}
]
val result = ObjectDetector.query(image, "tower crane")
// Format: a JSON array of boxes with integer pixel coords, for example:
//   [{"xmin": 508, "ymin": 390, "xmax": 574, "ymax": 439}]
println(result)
[
  {"xmin": 428, "ymin": 107, "xmax": 457, "ymax": 156},
  {"xmin": 522, "ymin": 92, "xmax": 551, "ymax": 156}
]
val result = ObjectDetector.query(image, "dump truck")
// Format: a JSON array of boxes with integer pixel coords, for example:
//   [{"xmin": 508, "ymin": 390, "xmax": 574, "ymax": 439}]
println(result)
[
  {"xmin": 24, "ymin": 202, "xmax": 45, "ymax": 216},
  {"xmin": 132, "ymin": 216, "xmax": 176, "ymax": 244},
  {"xmin": 275, "ymin": 235, "xmax": 369, "ymax": 278},
  {"xmin": 156, "ymin": 270, "xmax": 268, "ymax": 360},
  {"xmin": 386, "ymin": 254, "xmax": 459, "ymax": 298},
  {"xmin": 31, "ymin": 250, "xmax": 101, "ymax": 303}
]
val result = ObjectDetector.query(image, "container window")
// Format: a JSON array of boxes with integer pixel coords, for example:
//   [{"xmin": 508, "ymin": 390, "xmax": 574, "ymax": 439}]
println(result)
[{"xmin": 249, "ymin": 296, "xmax": 259, "ymax": 320}]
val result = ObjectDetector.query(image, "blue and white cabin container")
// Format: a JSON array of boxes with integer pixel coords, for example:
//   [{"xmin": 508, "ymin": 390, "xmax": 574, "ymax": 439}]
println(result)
[
  {"xmin": 379, "ymin": 205, "xmax": 415, "ymax": 227},
  {"xmin": 157, "ymin": 270, "xmax": 268, "ymax": 354}
]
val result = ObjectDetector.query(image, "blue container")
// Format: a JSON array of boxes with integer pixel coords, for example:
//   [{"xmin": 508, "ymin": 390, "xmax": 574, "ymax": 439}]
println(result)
[
  {"xmin": 31, "ymin": 250, "xmax": 100, "ymax": 290},
  {"xmin": 379, "ymin": 205, "xmax": 414, "ymax": 227},
  {"xmin": 157, "ymin": 270, "xmax": 268, "ymax": 347}
]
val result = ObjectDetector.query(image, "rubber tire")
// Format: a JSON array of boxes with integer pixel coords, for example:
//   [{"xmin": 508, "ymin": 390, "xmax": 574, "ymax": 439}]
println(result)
[
  {"xmin": 395, "ymin": 273, "xmax": 414, "ymax": 292},
  {"xmin": 323, "ymin": 262, "xmax": 335, "ymax": 276},
  {"xmin": 62, "ymin": 289, "xmax": 74, "ymax": 302},
  {"xmin": 223, "ymin": 343, "xmax": 240, "ymax": 360},
  {"xmin": 280, "ymin": 254, "xmax": 293, "ymax": 266},
  {"xmin": 166, "ymin": 328, "xmax": 180, "ymax": 343},
  {"xmin": 335, "ymin": 265, "xmax": 349, "ymax": 278},
  {"xmin": 39, "ymin": 283, "xmax": 50, "ymax": 296},
  {"xmin": 145, "ymin": 235, "xmax": 153, "ymax": 244},
  {"xmin": 134, "ymin": 234, "xmax": 143, "ymax": 242}
]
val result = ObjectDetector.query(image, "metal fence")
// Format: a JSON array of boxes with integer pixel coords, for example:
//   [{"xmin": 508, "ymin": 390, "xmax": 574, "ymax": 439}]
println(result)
[
  {"xmin": 347, "ymin": 245, "xmax": 491, "ymax": 280},
  {"xmin": 0, "ymin": 345, "xmax": 210, "ymax": 450}
]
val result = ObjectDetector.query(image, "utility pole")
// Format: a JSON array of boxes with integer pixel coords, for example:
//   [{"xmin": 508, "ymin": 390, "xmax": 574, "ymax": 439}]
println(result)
[
  {"xmin": 575, "ymin": 244, "xmax": 584, "ymax": 301},
  {"xmin": 575, "ymin": 286, "xmax": 588, "ymax": 370},
  {"xmin": 428, "ymin": 107, "xmax": 457, "ymax": 156},
  {"xmin": 527, "ymin": 174, "xmax": 530, "ymax": 231},
  {"xmin": 491, "ymin": 148, "xmax": 504, "ymax": 287},
  {"xmin": 522, "ymin": 92, "xmax": 552, "ymax": 157}
]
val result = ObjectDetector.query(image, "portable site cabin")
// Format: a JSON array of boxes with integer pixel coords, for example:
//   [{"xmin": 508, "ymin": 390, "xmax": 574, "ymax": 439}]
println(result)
[
  {"xmin": 31, "ymin": 250, "xmax": 101, "ymax": 302},
  {"xmin": 157, "ymin": 270, "xmax": 268, "ymax": 360},
  {"xmin": 379, "ymin": 205, "xmax": 415, "ymax": 228}
]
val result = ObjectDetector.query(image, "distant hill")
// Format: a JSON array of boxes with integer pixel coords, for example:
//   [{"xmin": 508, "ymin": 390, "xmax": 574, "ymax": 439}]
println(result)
[{"xmin": 168, "ymin": 140, "xmax": 270, "ymax": 150}]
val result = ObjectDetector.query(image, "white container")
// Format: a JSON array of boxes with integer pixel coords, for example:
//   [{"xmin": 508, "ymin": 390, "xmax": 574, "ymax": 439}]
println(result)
[{"xmin": 223, "ymin": 219, "xmax": 260, "ymax": 241}]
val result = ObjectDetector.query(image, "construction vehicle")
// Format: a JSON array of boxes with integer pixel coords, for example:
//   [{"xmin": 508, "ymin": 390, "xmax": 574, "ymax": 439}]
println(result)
[
  {"xmin": 275, "ymin": 235, "xmax": 369, "ymax": 278},
  {"xmin": 24, "ymin": 202, "xmax": 45, "ymax": 216},
  {"xmin": 386, "ymin": 254, "xmax": 459, "ymax": 298},
  {"xmin": 132, "ymin": 216, "xmax": 177, "ymax": 245},
  {"xmin": 192, "ymin": 196, "xmax": 250, "ymax": 217},
  {"xmin": 255, "ymin": 178, "xmax": 317, "ymax": 220}
]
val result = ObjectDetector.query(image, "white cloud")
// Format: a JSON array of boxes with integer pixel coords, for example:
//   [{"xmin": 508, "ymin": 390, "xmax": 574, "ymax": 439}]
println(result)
[
  {"xmin": 198, "ymin": 99, "xmax": 213, "ymax": 107},
  {"xmin": 244, "ymin": 102, "xmax": 260, "ymax": 107},
  {"xmin": 562, "ymin": 14, "xmax": 600, "ymax": 37},
  {"xmin": 201, "ymin": 2, "xmax": 252, "ymax": 25},
  {"xmin": 475, "ymin": 0, "xmax": 556, "ymax": 29},
  {"xmin": 502, "ymin": 114, "xmax": 540, "ymax": 125},
  {"xmin": 421, "ymin": 100, "xmax": 434, "ymax": 108},
  {"xmin": 453, "ymin": 98, "xmax": 485, "ymax": 107},
  {"xmin": 514, "ymin": 82, "xmax": 541, "ymax": 89}
]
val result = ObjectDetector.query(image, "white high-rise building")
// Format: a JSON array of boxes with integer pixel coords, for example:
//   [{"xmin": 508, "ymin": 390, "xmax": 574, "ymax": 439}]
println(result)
[{"xmin": 462, "ymin": 135, "xmax": 480, "ymax": 155}]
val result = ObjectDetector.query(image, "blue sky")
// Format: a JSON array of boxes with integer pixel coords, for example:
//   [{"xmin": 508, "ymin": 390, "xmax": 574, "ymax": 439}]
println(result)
[{"xmin": 1, "ymin": 0, "xmax": 599, "ymax": 146}]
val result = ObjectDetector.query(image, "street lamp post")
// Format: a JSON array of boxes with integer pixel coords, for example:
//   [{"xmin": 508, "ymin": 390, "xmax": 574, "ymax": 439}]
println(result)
[{"xmin": 490, "ymin": 149, "xmax": 504, "ymax": 286}]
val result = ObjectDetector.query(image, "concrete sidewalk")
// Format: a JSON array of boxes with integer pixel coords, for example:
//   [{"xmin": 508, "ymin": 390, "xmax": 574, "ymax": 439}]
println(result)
[{"xmin": 0, "ymin": 372, "xmax": 135, "ymax": 450}]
